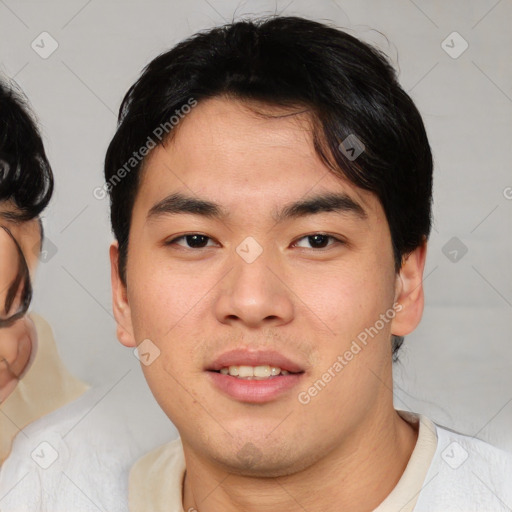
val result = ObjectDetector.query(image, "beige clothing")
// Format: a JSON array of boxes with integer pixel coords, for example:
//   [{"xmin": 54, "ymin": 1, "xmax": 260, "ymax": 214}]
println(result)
[
  {"xmin": 374, "ymin": 411, "xmax": 437, "ymax": 512},
  {"xmin": 129, "ymin": 410, "xmax": 438, "ymax": 512},
  {"xmin": 0, "ymin": 312, "xmax": 89, "ymax": 464}
]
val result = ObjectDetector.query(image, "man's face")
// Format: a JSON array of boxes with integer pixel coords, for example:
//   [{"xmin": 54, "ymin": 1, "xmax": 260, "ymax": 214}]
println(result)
[
  {"xmin": 0, "ymin": 202, "xmax": 40, "ymax": 401},
  {"xmin": 112, "ymin": 97, "xmax": 422, "ymax": 476}
]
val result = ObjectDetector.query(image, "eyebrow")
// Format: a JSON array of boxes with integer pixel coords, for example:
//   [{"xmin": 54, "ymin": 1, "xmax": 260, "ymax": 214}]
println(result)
[
  {"xmin": 146, "ymin": 191, "xmax": 367, "ymax": 223},
  {"xmin": 273, "ymin": 192, "xmax": 367, "ymax": 222},
  {"xmin": 147, "ymin": 193, "xmax": 227, "ymax": 221}
]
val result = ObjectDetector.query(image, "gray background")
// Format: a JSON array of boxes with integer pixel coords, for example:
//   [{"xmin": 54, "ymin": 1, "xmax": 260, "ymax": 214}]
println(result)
[{"xmin": 1, "ymin": 0, "xmax": 511, "ymax": 453}]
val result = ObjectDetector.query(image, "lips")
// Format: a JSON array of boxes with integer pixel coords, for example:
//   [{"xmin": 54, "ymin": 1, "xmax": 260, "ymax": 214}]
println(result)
[
  {"xmin": 205, "ymin": 348, "xmax": 306, "ymax": 403},
  {"xmin": 206, "ymin": 348, "xmax": 305, "ymax": 374}
]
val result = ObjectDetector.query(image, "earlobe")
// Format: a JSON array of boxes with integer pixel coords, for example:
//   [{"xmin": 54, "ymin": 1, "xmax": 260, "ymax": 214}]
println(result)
[
  {"xmin": 109, "ymin": 241, "xmax": 136, "ymax": 348},
  {"xmin": 390, "ymin": 240, "xmax": 428, "ymax": 337}
]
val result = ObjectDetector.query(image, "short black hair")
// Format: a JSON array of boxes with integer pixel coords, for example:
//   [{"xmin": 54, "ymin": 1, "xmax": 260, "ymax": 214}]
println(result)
[
  {"xmin": 0, "ymin": 77, "xmax": 54, "ymax": 223},
  {"xmin": 104, "ymin": 16, "xmax": 433, "ymax": 360}
]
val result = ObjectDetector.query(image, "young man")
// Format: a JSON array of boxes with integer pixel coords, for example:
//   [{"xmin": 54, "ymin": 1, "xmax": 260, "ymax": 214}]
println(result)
[{"xmin": 105, "ymin": 16, "xmax": 512, "ymax": 511}]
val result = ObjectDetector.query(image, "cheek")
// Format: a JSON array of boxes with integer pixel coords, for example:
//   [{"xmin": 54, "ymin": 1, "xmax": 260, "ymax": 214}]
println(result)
[
  {"xmin": 127, "ymin": 259, "xmax": 208, "ymax": 372},
  {"xmin": 126, "ymin": 245, "xmax": 185, "ymax": 337},
  {"xmin": 126, "ymin": 246, "xmax": 220, "ymax": 404},
  {"xmin": 291, "ymin": 258, "xmax": 394, "ymax": 339},
  {"xmin": 0, "ymin": 319, "xmax": 33, "ymax": 372},
  {"xmin": 0, "ymin": 329, "xmax": 21, "ymax": 362}
]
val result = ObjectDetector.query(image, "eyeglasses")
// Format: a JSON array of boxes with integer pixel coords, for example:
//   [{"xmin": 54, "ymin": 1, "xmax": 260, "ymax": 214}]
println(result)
[{"xmin": 0, "ymin": 225, "xmax": 32, "ymax": 328}]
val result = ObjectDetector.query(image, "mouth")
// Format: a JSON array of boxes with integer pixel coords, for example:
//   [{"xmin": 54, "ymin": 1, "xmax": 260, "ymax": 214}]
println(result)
[
  {"xmin": 205, "ymin": 349, "xmax": 306, "ymax": 403},
  {"xmin": 210, "ymin": 364, "xmax": 301, "ymax": 379}
]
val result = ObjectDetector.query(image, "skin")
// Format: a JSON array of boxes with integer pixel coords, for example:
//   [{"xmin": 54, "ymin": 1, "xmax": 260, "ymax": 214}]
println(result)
[
  {"xmin": 0, "ymin": 202, "xmax": 40, "ymax": 403},
  {"xmin": 110, "ymin": 96, "xmax": 427, "ymax": 512}
]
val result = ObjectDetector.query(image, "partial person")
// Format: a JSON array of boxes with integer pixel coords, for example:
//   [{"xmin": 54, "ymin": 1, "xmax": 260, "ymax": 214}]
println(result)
[
  {"xmin": 0, "ymin": 78, "xmax": 88, "ymax": 463},
  {"xmin": 0, "ymin": 77, "xmax": 142, "ymax": 512}
]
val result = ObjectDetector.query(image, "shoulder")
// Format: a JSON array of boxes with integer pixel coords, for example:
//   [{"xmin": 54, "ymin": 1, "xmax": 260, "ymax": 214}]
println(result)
[
  {"xmin": 129, "ymin": 437, "xmax": 185, "ymax": 487},
  {"xmin": 434, "ymin": 422, "xmax": 512, "ymax": 479},
  {"xmin": 131, "ymin": 436, "xmax": 185, "ymax": 474},
  {"xmin": 129, "ymin": 437, "xmax": 185, "ymax": 511},
  {"xmin": 0, "ymin": 384, "xmax": 144, "ymax": 512},
  {"xmin": 414, "ymin": 419, "xmax": 512, "ymax": 511}
]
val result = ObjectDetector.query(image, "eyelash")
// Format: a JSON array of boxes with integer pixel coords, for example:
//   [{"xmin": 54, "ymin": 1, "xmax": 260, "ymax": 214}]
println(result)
[{"xmin": 165, "ymin": 233, "xmax": 345, "ymax": 251}]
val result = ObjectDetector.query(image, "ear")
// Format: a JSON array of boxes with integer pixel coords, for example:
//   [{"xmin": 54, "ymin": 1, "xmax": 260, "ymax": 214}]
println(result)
[
  {"xmin": 390, "ymin": 240, "xmax": 428, "ymax": 337},
  {"xmin": 109, "ymin": 241, "xmax": 136, "ymax": 348}
]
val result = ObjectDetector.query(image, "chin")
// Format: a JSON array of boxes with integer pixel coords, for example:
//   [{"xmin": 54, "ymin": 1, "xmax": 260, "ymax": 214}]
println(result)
[{"xmin": 206, "ymin": 440, "xmax": 316, "ymax": 478}]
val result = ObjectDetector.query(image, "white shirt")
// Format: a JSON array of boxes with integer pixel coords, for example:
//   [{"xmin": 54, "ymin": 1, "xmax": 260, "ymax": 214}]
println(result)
[
  {"xmin": 0, "ymin": 383, "xmax": 144, "ymax": 512},
  {"xmin": 128, "ymin": 410, "xmax": 512, "ymax": 512},
  {"xmin": 0, "ymin": 313, "xmax": 89, "ymax": 465},
  {"xmin": 2, "ymin": 403, "xmax": 511, "ymax": 511},
  {"xmin": 414, "ymin": 420, "xmax": 512, "ymax": 511}
]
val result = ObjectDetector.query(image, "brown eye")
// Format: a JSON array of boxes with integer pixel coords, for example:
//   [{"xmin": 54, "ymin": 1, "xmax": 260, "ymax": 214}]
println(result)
[
  {"xmin": 294, "ymin": 234, "xmax": 342, "ymax": 250},
  {"xmin": 166, "ymin": 234, "xmax": 215, "ymax": 249}
]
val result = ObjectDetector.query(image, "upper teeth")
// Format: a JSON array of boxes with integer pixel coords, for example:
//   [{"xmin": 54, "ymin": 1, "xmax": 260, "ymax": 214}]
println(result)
[{"xmin": 219, "ymin": 365, "xmax": 290, "ymax": 378}]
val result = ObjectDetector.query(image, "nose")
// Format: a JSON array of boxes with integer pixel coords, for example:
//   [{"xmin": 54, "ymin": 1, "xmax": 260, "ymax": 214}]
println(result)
[{"xmin": 213, "ymin": 246, "xmax": 294, "ymax": 329}]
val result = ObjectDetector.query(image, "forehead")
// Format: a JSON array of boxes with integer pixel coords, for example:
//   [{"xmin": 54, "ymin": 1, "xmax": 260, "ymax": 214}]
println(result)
[{"xmin": 134, "ymin": 97, "xmax": 383, "ymax": 223}]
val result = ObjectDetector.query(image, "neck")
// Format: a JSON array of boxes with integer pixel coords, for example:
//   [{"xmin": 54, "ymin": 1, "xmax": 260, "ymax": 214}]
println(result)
[{"xmin": 182, "ymin": 407, "xmax": 418, "ymax": 512}]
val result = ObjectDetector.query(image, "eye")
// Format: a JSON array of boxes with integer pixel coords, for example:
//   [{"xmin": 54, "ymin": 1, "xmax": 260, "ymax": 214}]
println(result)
[
  {"xmin": 293, "ymin": 233, "xmax": 343, "ymax": 250},
  {"xmin": 165, "ymin": 234, "xmax": 217, "ymax": 249}
]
